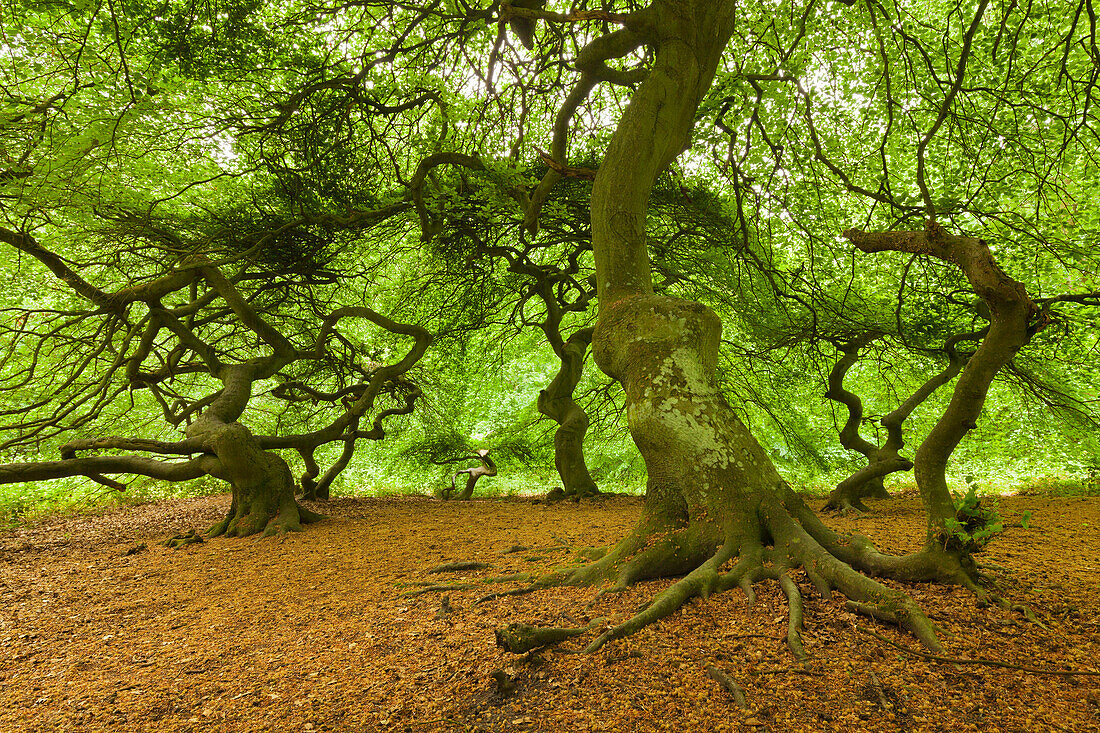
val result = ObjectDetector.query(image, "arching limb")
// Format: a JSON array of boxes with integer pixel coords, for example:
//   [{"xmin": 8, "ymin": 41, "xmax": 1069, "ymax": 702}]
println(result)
[{"xmin": 447, "ymin": 449, "xmax": 497, "ymax": 501}]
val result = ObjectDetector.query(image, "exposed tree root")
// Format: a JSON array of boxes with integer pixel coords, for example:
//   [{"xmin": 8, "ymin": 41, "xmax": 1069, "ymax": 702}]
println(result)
[
  {"xmin": 490, "ymin": 668, "xmax": 517, "ymax": 696},
  {"xmin": 1010, "ymin": 604, "xmax": 1049, "ymax": 631},
  {"xmin": 160, "ymin": 529, "xmax": 203, "ymax": 549},
  {"xmin": 402, "ymin": 572, "xmax": 537, "ymax": 599},
  {"xmin": 546, "ymin": 484, "xmax": 603, "ymax": 503},
  {"xmin": 495, "ymin": 623, "xmax": 588, "ymax": 654},
  {"xmin": 425, "ymin": 561, "xmax": 491, "ymax": 574},
  {"xmin": 781, "ymin": 488, "xmax": 1061, "ymax": 642},
  {"xmin": 777, "ymin": 571, "xmax": 806, "ymax": 661},
  {"xmin": 605, "ymin": 650, "xmax": 644, "ymax": 664},
  {"xmin": 493, "ymin": 493, "xmax": 944, "ymax": 658},
  {"xmin": 576, "ymin": 546, "xmax": 609, "ymax": 562},
  {"xmin": 476, "ymin": 586, "xmax": 538, "ymax": 604},
  {"xmin": 823, "ymin": 497, "xmax": 870, "ymax": 516},
  {"xmin": 403, "ymin": 583, "xmax": 476, "ymax": 598},
  {"xmin": 868, "ymin": 669, "xmax": 893, "ymax": 713},
  {"xmin": 781, "ymin": 486, "xmax": 994, "ymax": 597},
  {"xmin": 201, "ymin": 440, "xmax": 327, "ymax": 541},
  {"xmin": 706, "ymin": 664, "xmax": 748, "ymax": 708}
]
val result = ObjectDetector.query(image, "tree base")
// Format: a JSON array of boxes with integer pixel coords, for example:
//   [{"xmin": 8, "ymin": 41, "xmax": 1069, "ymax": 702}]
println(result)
[
  {"xmin": 822, "ymin": 476, "xmax": 895, "ymax": 514},
  {"xmin": 300, "ymin": 481, "xmax": 330, "ymax": 502},
  {"xmin": 545, "ymin": 484, "xmax": 602, "ymax": 503},
  {"xmin": 495, "ymin": 489, "xmax": 945, "ymax": 658},
  {"xmin": 822, "ymin": 495, "xmax": 872, "ymax": 515},
  {"xmin": 208, "ymin": 494, "xmax": 325, "ymax": 538}
]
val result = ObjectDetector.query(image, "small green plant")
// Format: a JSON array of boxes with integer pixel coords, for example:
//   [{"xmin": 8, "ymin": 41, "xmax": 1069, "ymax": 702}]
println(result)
[
  {"xmin": 939, "ymin": 485, "xmax": 1003, "ymax": 552},
  {"xmin": 1020, "ymin": 510, "xmax": 1032, "ymax": 529}
]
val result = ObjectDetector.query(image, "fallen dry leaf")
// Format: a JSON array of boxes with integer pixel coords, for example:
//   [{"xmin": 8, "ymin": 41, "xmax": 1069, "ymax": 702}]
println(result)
[{"xmin": 0, "ymin": 492, "xmax": 1096, "ymax": 732}]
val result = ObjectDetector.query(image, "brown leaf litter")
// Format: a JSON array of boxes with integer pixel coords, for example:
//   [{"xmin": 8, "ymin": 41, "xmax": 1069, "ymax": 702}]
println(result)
[{"xmin": 0, "ymin": 493, "xmax": 1097, "ymax": 732}]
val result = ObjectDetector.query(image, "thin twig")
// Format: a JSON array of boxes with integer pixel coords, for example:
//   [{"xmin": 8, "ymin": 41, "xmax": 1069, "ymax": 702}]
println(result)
[
  {"xmin": 869, "ymin": 669, "xmax": 891, "ymax": 711},
  {"xmin": 857, "ymin": 626, "xmax": 1100, "ymax": 677},
  {"xmin": 425, "ymin": 561, "xmax": 491, "ymax": 574}
]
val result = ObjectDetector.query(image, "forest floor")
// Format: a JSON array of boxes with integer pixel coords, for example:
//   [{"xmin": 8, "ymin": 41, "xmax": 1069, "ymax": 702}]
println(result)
[{"xmin": 0, "ymin": 491, "xmax": 1097, "ymax": 733}]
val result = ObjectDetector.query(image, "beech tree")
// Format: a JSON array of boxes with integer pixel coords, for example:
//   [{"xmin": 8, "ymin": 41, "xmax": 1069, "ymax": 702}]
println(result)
[
  {"xmin": 3, "ymin": 0, "xmax": 1099, "ymax": 655},
  {"xmin": 442, "ymin": 448, "xmax": 499, "ymax": 500},
  {"xmin": 486, "ymin": 0, "xmax": 1097, "ymax": 654},
  {"xmin": 820, "ymin": 329, "xmax": 980, "ymax": 513},
  {"xmin": 0, "ymin": 219, "xmax": 430, "ymax": 537},
  {"xmin": 423, "ymin": 176, "xmax": 603, "ymax": 499},
  {"xmin": 493, "ymin": 0, "xmax": 946, "ymax": 654},
  {"xmin": 504, "ymin": 246, "xmax": 601, "ymax": 499}
]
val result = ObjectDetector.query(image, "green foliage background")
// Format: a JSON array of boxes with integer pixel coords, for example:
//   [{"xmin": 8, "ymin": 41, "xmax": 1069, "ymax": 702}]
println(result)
[{"xmin": 2, "ymin": 0, "xmax": 1099, "ymax": 524}]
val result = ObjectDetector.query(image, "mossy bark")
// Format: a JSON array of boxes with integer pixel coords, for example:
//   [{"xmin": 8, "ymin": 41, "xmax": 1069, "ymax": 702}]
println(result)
[
  {"xmin": 537, "ymin": 327, "xmax": 599, "ymax": 498},
  {"xmin": 493, "ymin": 0, "xmax": 944, "ymax": 656},
  {"xmin": 202, "ymin": 423, "xmax": 323, "ymax": 537},
  {"xmin": 489, "ymin": 0, "xmax": 1037, "ymax": 657},
  {"xmin": 188, "ymin": 366, "xmax": 322, "ymax": 537}
]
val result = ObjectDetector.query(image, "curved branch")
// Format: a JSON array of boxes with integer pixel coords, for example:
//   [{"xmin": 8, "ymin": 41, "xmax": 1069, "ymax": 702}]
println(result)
[
  {"xmin": 0, "ymin": 455, "xmax": 216, "ymax": 485},
  {"xmin": 60, "ymin": 436, "xmax": 205, "ymax": 458},
  {"xmin": 262, "ymin": 309, "xmax": 432, "ymax": 449},
  {"xmin": 199, "ymin": 266, "xmax": 297, "ymax": 358},
  {"xmin": 824, "ymin": 333, "xmax": 882, "ymax": 458},
  {"xmin": 846, "ymin": 220, "xmax": 1036, "ymax": 537},
  {"xmin": 0, "ymin": 227, "xmax": 115, "ymax": 308},
  {"xmin": 408, "ymin": 152, "xmax": 487, "ymax": 240},
  {"xmin": 523, "ymin": 27, "xmax": 647, "ymax": 232},
  {"xmin": 879, "ymin": 329, "xmax": 985, "ymax": 451}
]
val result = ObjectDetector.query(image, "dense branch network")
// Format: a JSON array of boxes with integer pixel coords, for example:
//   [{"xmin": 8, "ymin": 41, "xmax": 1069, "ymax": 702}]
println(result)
[
  {"xmin": 0, "ymin": 214, "xmax": 431, "ymax": 537},
  {"xmin": 3, "ymin": 0, "xmax": 1098, "ymax": 672},
  {"xmin": 821, "ymin": 328, "xmax": 983, "ymax": 513}
]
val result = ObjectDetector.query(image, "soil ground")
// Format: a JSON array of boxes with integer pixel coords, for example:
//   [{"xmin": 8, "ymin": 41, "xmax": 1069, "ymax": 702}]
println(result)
[{"xmin": 1, "ymin": 492, "xmax": 1097, "ymax": 733}]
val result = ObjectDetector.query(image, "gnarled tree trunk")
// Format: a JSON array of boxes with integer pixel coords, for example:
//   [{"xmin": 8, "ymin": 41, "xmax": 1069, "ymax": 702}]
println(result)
[
  {"xmin": 500, "ymin": 245, "xmax": 601, "ymax": 500},
  {"xmin": 186, "ymin": 365, "xmax": 322, "ymax": 538},
  {"xmin": 821, "ymin": 334, "xmax": 900, "ymax": 513},
  {"xmin": 495, "ymin": 0, "xmax": 942, "ymax": 657},
  {"xmin": 538, "ymin": 327, "xmax": 600, "ymax": 499},
  {"xmin": 444, "ymin": 449, "xmax": 498, "ymax": 501},
  {"xmin": 0, "ymin": 229, "xmax": 430, "ymax": 541},
  {"xmin": 822, "ymin": 330, "xmax": 980, "ymax": 513},
  {"xmin": 835, "ymin": 223, "xmax": 1036, "ymax": 591}
]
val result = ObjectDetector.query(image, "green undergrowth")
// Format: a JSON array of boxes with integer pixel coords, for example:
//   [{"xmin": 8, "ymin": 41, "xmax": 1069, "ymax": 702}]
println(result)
[
  {"xmin": 2, "ymin": 466, "xmax": 1094, "ymax": 534},
  {"xmin": 0, "ymin": 476, "xmax": 227, "ymax": 531},
  {"xmin": 796, "ymin": 472, "xmax": 1097, "ymax": 500},
  {"xmin": 940, "ymin": 484, "xmax": 1004, "ymax": 552},
  {"xmin": 1008, "ymin": 474, "xmax": 1100, "ymax": 497}
]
